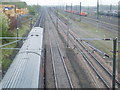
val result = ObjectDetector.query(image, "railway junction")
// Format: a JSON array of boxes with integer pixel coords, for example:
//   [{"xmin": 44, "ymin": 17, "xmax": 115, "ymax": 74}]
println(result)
[{"xmin": 0, "ymin": 4, "xmax": 120, "ymax": 89}]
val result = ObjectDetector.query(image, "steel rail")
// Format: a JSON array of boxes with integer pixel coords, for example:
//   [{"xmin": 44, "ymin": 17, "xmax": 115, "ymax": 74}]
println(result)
[
  {"xmin": 55, "ymin": 9, "xmax": 111, "ymax": 58},
  {"xmin": 84, "ymin": 17, "xmax": 119, "ymax": 28},
  {"xmin": 68, "ymin": 35, "xmax": 110, "ymax": 89},
  {"xmin": 66, "ymin": 11, "xmax": 119, "ymax": 28},
  {"xmin": 57, "ymin": 42, "xmax": 74, "ymax": 88},
  {"xmin": 39, "ymin": 12, "xmax": 44, "ymax": 27},
  {"xmin": 65, "ymin": 12, "xmax": 118, "ymax": 31},
  {"xmin": 79, "ymin": 41, "xmax": 120, "ymax": 86},
  {"xmin": 54, "ymin": 9, "xmax": 120, "ymax": 88},
  {"xmin": 49, "ymin": 38, "xmax": 59, "ymax": 88},
  {"xmin": 48, "ymin": 20, "xmax": 58, "ymax": 88},
  {"xmin": 48, "ymin": 10, "xmax": 73, "ymax": 88},
  {"xmin": 33, "ymin": 15, "xmax": 41, "ymax": 27},
  {"xmin": 47, "ymin": 11, "xmax": 58, "ymax": 88},
  {"xmin": 69, "ymin": 31, "xmax": 120, "ymax": 86},
  {"xmin": 50, "ymin": 11, "xmax": 73, "ymax": 88},
  {"xmin": 53, "ymin": 12, "xmax": 110, "ymax": 88}
]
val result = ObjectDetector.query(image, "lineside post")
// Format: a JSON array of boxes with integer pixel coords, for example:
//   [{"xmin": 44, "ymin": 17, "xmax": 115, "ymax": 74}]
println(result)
[
  {"xmin": 71, "ymin": 3, "xmax": 72, "ymax": 19},
  {"xmin": 30, "ymin": 18, "xmax": 33, "ymax": 29},
  {"xmin": 97, "ymin": 0, "xmax": 99, "ymax": 20},
  {"xmin": 80, "ymin": 2, "xmax": 81, "ymax": 22},
  {"xmin": 67, "ymin": 26, "xmax": 70, "ymax": 48},
  {"xmin": 96, "ymin": 0, "xmax": 99, "ymax": 31},
  {"xmin": 16, "ymin": 15, "xmax": 19, "ymax": 47},
  {"xmin": 56, "ymin": 7, "xmax": 58, "ymax": 31},
  {"xmin": 66, "ymin": 4, "xmax": 67, "ymax": 11},
  {"xmin": 112, "ymin": 38, "xmax": 117, "ymax": 90}
]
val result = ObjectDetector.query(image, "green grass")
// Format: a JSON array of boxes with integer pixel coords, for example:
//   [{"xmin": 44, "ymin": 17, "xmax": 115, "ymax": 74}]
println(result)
[
  {"xmin": 58, "ymin": 12, "xmax": 67, "ymax": 20},
  {"xmin": 58, "ymin": 10, "xmax": 117, "ymax": 56},
  {"xmin": 74, "ymin": 21, "xmax": 115, "ymax": 56},
  {"xmin": 1, "ymin": 16, "xmax": 37, "ymax": 71},
  {"xmin": 2, "ymin": 42, "xmax": 16, "ymax": 70},
  {"xmin": 16, "ymin": 22, "xmax": 30, "ymax": 37}
]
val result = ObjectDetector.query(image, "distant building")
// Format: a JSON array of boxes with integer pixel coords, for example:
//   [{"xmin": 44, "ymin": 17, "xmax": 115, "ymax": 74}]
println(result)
[
  {"xmin": 0, "ymin": 5, "xmax": 16, "ymax": 17},
  {"xmin": 0, "ymin": 5, "xmax": 29, "ymax": 17},
  {"xmin": 0, "ymin": 4, "xmax": 29, "ymax": 29}
]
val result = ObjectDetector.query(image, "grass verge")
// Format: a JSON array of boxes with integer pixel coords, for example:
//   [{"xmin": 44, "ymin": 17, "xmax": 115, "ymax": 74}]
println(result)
[{"xmin": 2, "ymin": 15, "xmax": 37, "ymax": 74}]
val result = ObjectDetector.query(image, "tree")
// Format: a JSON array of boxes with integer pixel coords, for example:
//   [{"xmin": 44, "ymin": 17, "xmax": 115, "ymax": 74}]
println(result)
[
  {"xmin": 0, "ymin": 12, "xmax": 10, "ymax": 43},
  {"xmin": 0, "ymin": 12, "xmax": 9, "ymax": 35}
]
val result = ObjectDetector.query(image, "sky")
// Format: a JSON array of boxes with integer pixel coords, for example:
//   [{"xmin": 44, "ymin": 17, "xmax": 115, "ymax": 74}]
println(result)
[{"xmin": 21, "ymin": 0, "xmax": 119, "ymax": 6}]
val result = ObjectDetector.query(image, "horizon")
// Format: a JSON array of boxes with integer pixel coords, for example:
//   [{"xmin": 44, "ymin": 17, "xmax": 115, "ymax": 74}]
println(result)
[
  {"xmin": 22, "ymin": 0, "xmax": 119, "ymax": 6},
  {"xmin": 0, "ymin": 0, "xmax": 119, "ymax": 7}
]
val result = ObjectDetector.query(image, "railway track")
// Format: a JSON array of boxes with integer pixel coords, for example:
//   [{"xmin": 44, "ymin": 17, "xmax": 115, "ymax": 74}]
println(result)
[
  {"xmin": 34, "ymin": 9, "xmax": 45, "ymax": 27},
  {"xmin": 49, "ymin": 8, "xmax": 120, "ymax": 88},
  {"xmin": 82, "ymin": 17, "xmax": 118, "ymax": 31},
  {"xmin": 46, "ymin": 9, "xmax": 73, "ymax": 88},
  {"xmin": 59, "ymin": 24, "xmax": 111, "ymax": 89},
  {"xmin": 69, "ymin": 31, "xmax": 120, "ymax": 87},
  {"xmin": 69, "ymin": 25, "xmax": 120, "ymax": 88},
  {"xmin": 61, "ymin": 11, "xmax": 118, "ymax": 32}
]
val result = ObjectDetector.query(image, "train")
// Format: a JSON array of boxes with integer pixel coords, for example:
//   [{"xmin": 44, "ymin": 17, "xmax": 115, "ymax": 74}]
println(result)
[
  {"xmin": 0, "ymin": 27, "xmax": 44, "ymax": 88},
  {"xmin": 65, "ymin": 10, "xmax": 88, "ymax": 17},
  {"xmin": 99, "ymin": 10, "xmax": 120, "ymax": 17},
  {"xmin": 65, "ymin": 9, "xmax": 120, "ymax": 18}
]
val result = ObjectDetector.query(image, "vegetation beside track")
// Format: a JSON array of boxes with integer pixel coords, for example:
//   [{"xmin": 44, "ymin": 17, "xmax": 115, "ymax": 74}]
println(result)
[
  {"xmin": 1, "ymin": 2, "xmax": 40, "ymax": 16},
  {"xmin": 1, "ymin": 4, "xmax": 40, "ymax": 75},
  {"xmin": 58, "ymin": 10, "xmax": 117, "ymax": 56}
]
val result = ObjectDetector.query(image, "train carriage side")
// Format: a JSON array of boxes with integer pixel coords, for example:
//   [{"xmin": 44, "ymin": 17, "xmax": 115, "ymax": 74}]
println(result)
[{"xmin": 1, "ymin": 27, "xmax": 44, "ymax": 88}]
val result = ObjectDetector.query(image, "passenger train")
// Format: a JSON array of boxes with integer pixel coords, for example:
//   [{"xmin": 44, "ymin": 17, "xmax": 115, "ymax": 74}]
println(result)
[{"xmin": 0, "ymin": 27, "xmax": 44, "ymax": 88}]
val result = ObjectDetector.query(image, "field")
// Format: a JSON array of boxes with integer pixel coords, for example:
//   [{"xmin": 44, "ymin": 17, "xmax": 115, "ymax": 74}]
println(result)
[{"xmin": 58, "ymin": 10, "xmax": 118, "ymax": 56}]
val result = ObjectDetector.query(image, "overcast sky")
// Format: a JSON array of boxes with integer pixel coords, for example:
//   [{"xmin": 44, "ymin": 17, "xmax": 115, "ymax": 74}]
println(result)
[{"xmin": 21, "ymin": 0, "xmax": 119, "ymax": 6}]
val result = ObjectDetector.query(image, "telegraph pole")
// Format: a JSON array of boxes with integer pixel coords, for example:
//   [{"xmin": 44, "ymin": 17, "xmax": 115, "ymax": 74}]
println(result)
[
  {"xmin": 16, "ymin": 15, "xmax": 19, "ymax": 46},
  {"xmin": 80, "ymin": 2, "xmax": 81, "ymax": 22},
  {"xmin": 71, "ymin": 3, "xmax": 72, "ymax": 18},
  {"xmin": 87, "ymin": 5, "xmax": 89, "ymax": 14},
  {"xmin": 112, "ymin": 38, "xmax": 117, "ymax": 90},
  {"xmin": 110, "ymin": 4, "xmax": 112, "ymax": 11},
  {"xmin": 96, "ymin": 0, "xmax": 99, "ymax": 32},
  {"xmin": 66, "ymin": 4, "xmax": 67, "ymax": 11},
  {"xmin": 65, "ymin": 4, "xmax": 68, "ymax": 48},
  {"xmin": 118, "ymin": 1, "xmax": 120, "ymax": 86},
  {"xmin": 66, "ymin": 3, "xmax": 72, "ymax": 48},
  {"xmin": 30, "ymin": 18, "xmax": 32, "ymax": 29},
  {"xmin": 97, "ymin": 0, "xmax": 99, "ymax": 20},
  {"xmin": 71, "ymin": 3, "xmax": 72, "ymax": 12},
  {"xmin": 56, "ymin": 7, "xmax": 58, "ymax": 31}
]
